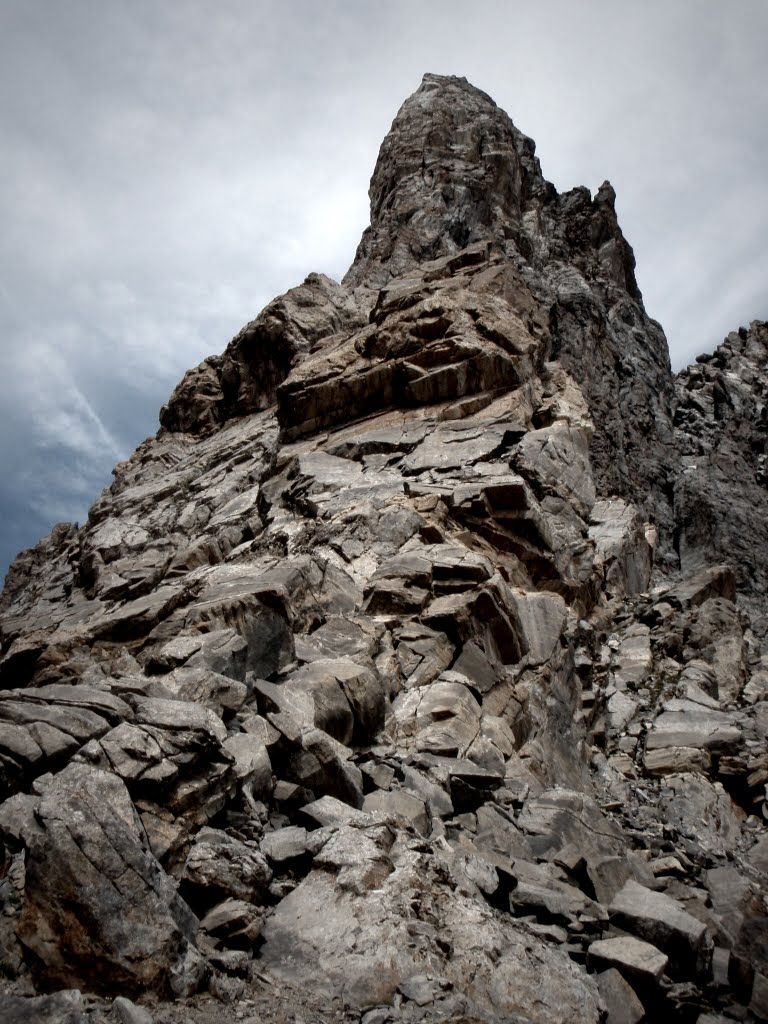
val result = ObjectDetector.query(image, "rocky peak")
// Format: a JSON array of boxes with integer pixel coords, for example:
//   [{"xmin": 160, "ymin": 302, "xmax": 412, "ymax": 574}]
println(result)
[
  {"xmin": 162, "ymin": 74, "xmax": 676, "ymax": 543},
  {"xmin": 345, "ymin": 75, "xmax": 642, "ymax": 301},
  {"xmin": 344, "ymin": 73, "xmax": 547, "ymax": 289},
  {"xmin": 159, "ymin": 273, "xmax": 365, "ymax": 438},
  {"xmin": 674, "ymin": 321, "xmax": 768, "ymax": 627}
]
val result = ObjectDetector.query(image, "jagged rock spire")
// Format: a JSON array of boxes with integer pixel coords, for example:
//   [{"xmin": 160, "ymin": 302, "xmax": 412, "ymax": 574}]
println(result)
[{"xmin": 345, "ymin": 74, "xmax": 548, "ymax": 288}]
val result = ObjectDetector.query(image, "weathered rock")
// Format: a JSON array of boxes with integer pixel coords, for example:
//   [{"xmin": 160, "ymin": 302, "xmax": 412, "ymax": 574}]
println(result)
[
  {"xmin": 596, "ymin": 968, "xmax": 646, "ymax": 1024},
  {"xmin": 589, "ymin": 935, "xmax": 668, "ymax": 981},
  {"xmin": 609, "ymin": 879, "xmax": 712, "ymax": 978},
  {"xmin": 509, "ymin": 858, "xmax": 602, "ymax": 924},
  {"xmin": 161, "ymin": 273, "xmax": 365, "ymax": 436},
  {"xmin": 112, "ymin": 996, "xmax": 154, "ymax": 1024},
  {"xmin": 300, "ymin": 794, "xmax": 371, "ymax": 829},
  {"xmin": 674, "ymin": 324, "xmax": 768, "ymax": 624},
  {"xmin": 259, "ymin": 836, "xmax": 601, "ymax": 1021},
  {"xmin": 645, "ymin": 708, "xmax": 742, "ymax": 755},
  {"xmin": 362, "ymin": 788, "xmax": 429, "ymax": 834},
  {"xmin": 16, "ymin": 764, "xmax": 205, "ymax": 997},
  {"xmin": 260, "ymin": 825, "xmax": 310, "ymax": 864},
  {"xmin": 0, "ymin": 991, "xmax": 87, "ymax": 1024},
  {"xmin": 181, "ymin": 828, "xmax": 271, "ymax": 904},
  {"xmin": 589, "ymin": 499, "xmax": 654, "ymax": 598},
  {"xmin": 198, "ymin": 898, "xmax": 263, "ymax": 946}
]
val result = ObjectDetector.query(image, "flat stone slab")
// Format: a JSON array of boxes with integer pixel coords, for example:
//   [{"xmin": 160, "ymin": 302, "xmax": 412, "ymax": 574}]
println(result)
[
  {"xmin": 261, "ymin": 825, "xmax": 310, "ymax": 863},
  {"xmin": 645, "ymin": 709, "xmax": 742, "ymax": 753},
  {"xmin": 300, "ymin": 795, "xmax": 371, "ymax": 828},
  {"xmin": 644, "ymin": 745, "xmax": 710, "ymax": 776},
  {"xmin": 588, "ymin": 935, "xmax": 668, "ymax": 981},
  {"xmin": 609, "ymin": 879, "xmax": 711, "ymax": 976},
  {"xmin": 363, "ymin": 788, "xmax": 429, "ymax": 834}
]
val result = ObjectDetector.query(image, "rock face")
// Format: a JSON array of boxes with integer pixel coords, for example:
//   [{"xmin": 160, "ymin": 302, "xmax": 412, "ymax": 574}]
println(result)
[
  {"xmin": 674, "ymin": 321, "xmax": 768, "ymax": 629},
  {"xmin": 0, "ymin": 74, "xmax": 766, "ymax": 1024},
  {"xmin": 344, "ymin": 74, "xmax": 678, "ymax": 541}
]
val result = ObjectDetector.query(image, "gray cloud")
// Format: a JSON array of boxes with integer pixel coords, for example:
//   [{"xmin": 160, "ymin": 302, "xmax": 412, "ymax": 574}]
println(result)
[{"xmin": 1, "ymin": 0, "xmax": 766, "ymax": 578}]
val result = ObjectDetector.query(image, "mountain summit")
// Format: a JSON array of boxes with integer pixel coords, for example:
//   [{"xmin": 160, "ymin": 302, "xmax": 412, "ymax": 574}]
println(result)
[{"xmin": 0, "ymin": 76, "xmax": 767, "ymax": 1024}]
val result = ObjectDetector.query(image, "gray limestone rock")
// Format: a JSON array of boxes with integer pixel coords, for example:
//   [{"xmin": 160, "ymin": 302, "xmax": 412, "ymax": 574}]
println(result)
[
  {"xmin": 589, "ymin": 935, "xmax": 668, "ymax": 981},
  {"xmin": 181, "ymin": 828, "xmax": 271, "ymax": 903},
  {"xmin": 362, "ymin": 788, "xmax": 429, "ymax": 834},
  {"xmin": 674, "ymin": 323, "xmax": 768, "ymax": 627},
  {"xmin": 259, "ymin": 836, "xmax": 601, "ymax": 1021},
  {"xmin": 198, "ymin": 898, "xmax": 264, "ymax": 946},
  {"xmin": 112, "ymin": 997, "xmax": 154, "ymax": 1024}
]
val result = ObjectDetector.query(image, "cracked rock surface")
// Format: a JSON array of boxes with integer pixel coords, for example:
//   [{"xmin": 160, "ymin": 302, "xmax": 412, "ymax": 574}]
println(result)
[{"xmin": 0, "ymin": 74, "xmax": 766, "ymax": 1024}]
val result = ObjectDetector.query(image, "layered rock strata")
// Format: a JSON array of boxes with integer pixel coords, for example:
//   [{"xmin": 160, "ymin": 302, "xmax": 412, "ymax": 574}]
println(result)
[{"xmin": 0, "ymin": 74, "xmax": 766, "ymax": 1024}]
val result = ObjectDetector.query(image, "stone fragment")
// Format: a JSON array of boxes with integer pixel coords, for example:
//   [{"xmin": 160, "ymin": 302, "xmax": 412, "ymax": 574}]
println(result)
[
  {"xmin": 113, "ymin": 996, "xmax": 154, "ymax": 1024},
  {"xmin": 363, "ymin": 789, "xmax": 429, "ymax": 834},
  {"xmin": 657, "ymin": 774, "xmax": 744, "ymax": 856},
  {"xmin": 609, "ymin": 879, "xmax": 712, "ymax": 976},
  {"xmin": 515, "ymin": 423, "xmax": 595, "ymax": 515},
  {"xmin": 399, "ymin": 974, "xmax": 435, "ymax": 1006},
  {"xmin": 596, "ymin": 968, "xmax": 646, "ymax": 1024},
  {"xmin": 158, "ymin": 665, "xmax": 248, "ymax": 715},
  {"xmin": 516, "ymin": 789, "xmax": 625, "ymax": 859},
  {"xmin": 199, "ymin": 898, "xmax": 263, "ymax": 946},
  {"xmin": 589, "ymin": 935, "xmax": 668, "ymax": 981},
  {"xmin": 282, "ymin": 727, "xmax": 364, "ymax": 807},
  {"xmin": 663, "ymin": 566, "xmax": 736, "ymax": 609},
  {"xmin": 644, "ymin": 746, "xmax": 711, "ymax": 777},
  {"xmin": 312, "ymin": 824, "xmax": 394, "ymax": 893},
  {"xmin": 507, "ymin": 588, "xmax": 567, "ymax": 665},
  {"xmin": 221, "ymin": 733, "xmax": 273, "ymax": 797},
  {"xmin": 181, "ymin": 828, "xmax": 271, "ymax": 903},
  {"xmin": 261, "ymin": 825, "xmax": 310, "ymax": 864},
  {"xmin": 509, "ymin": 859, "xmax": 601, "ymax": 924},
  {"xmin": 0, "ymin": 991, "xmax": 87, "ymax": 1024},
  {"xmin": 751, "ymin": 971, "xmax": 768, "ymax": 1020},
  {"xmin": 587, "ymin": 855, "xmax": 633, "ymax": 905},
  {"xmin": 301, "ymin": 795, "xmax": 372, "ymax": 828},
  {"xmin": 645, "ymin": 709, "xmax": 742, "ymax": 753},
  {"xmin": 393, "ymin": 623, "xmax": 454, "ymax": 689},
  {"xmin": 589, "ymin": 499, "xmax": 652, "ymax": 598},
  {"xmin": 388, "ymin": 677, "xmax": 481, "ymax": 757}
]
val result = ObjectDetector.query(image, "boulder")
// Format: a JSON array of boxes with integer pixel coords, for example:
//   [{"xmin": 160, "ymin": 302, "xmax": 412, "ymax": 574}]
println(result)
[
  {"xmin": 16, "ymin": 764, "xmax": 204, "ymax": 997},
  {"xmin": 588, "ymin": 935, "xmax": 668, "ymax": 981},
  {"xmin": 609, "ymin": 879, "xmax": 712, "ymax": 978},
  {"xmin": 181, "ymin": 828, "xmax": 271, "ymax": 904}
]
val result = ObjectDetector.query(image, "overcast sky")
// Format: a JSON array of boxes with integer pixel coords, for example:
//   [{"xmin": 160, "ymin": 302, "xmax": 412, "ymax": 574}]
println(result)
[{"xmin": 1, "ymin": 0, "xmax": 766, "ymax": 582}]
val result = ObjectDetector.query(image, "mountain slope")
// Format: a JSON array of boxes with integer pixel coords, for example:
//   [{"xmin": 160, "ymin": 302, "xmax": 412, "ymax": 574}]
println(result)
[{"xmin": 0, "ymin": 75, "xmax": 766, "ymax": 1024}]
